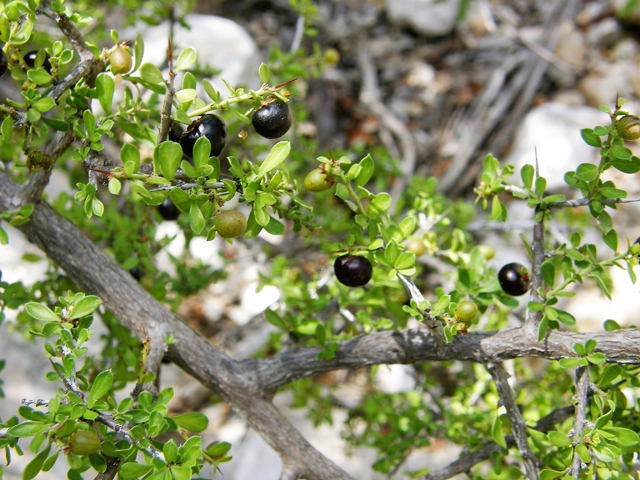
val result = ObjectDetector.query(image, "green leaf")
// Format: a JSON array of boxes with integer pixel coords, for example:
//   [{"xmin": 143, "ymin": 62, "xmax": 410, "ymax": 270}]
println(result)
[
  {"xmin": 171, "ymin": 412, "xmax": 209, "ymax": 433},
  {"xmin": 547, "ymin": 431, "xmax": 571, "ymax": 448},
  {"xmin": 120, "ymin": 143, "xmax": 140, "ymax": 173},
  {"xmin": 205, "ymin": 441, "xmax": 232, "ymax": 458},
  {"xmin": 259, "ymin": 141, "xmax": 290, "ymax": 174},
  {"xmin": 521, "ymin": 164, "xmax": 534, "ymax": 190},
  {"xmin": 601, "ymin": 427, "xmax": 639, "ymax": 447},
  {"xmin": 394, "ymin": 251, "xmax": 415, "ymax": 270},
  {"xmin": 176, "ymin": 47, "xmax": 197, "ymax": 71},
  {"xmin": 138, "ymin": 63, "xmax": 164, "ymax": 84},
  {"xmin": 398, "ymin": 217, "xmax": 416, "ymax": 239},
  {"xmin": 575, "ymin": 163, "xmax": 599, "ymax": 182},
  {"xmin": 32, "ymin": 97, "xmax": 55, "ymax": 113},
  {"xmin": 355, "ymin": 154, "xmax": 374, "ymax": 187},
  {"xmin": 27, "ymin": 69, "xmax": 52, "ymax": 85},
  {"xmin": 68, "ymin": 296, "xmax": 102, "ymax": 321},
  {"xmin": 189, "ymin": 202, "xmax": 205, "ymax": 234},
  {"xmin": 119, "ymin": 463, "xmax": 152, "ymax": 480},
  {"xmin": 96, "ymin": 73, "xmax": 114, "ymax": 114},
  {"xmin": 193, "ymin": 136, "xmax": 211, "ymax": 169},
  {"xmin": 599, "ymin": 187, "xmax": 627, "ymax": 199},
  {"xmin": 528, "ymin": 301, "xmax": 544, "ymax": 312},
  {"xmin": 253, "ymin": 204, "xmax": 269, "ymax": 227},
  {"xmin": 585, "ymin": 338, "xmax": 596, "ymax": 354},
  {"xmin": 586, "ymin": 352, "xmax": 606, "ymax": 365},
  {"xmin": 264, "ymin": 216, "xmax": 285, "ymax": 235},
  {"xmin": 163, "ymin": 439, "xmax": 178, "ymax": 464},
  {"xmin": 257, "ymin": 62, "xmax": 271, "ymax": 84},
  {"xmin": 154, "ymin": 141, "xmax": 182, "ymax": 181},
  {"xmin": 8, "ymin": 422, "xmax": 48, "ymax": 437},
  {"xmin": 540, "ymin": 262, "xmax": 555, "ymax": 287},
  {"xmin": 602, "ymin": 229, "xmax": 618, "ymax": 252},
  {"xmin": 540, "ymin": 469, "xmax": 566, "ymax": 480},
  {"xmin": 335, "ymin": 183, "xmax": 349, "ymax": 201},
  {"xmin": 535, "ymin": 176, "xmax": 546, "ymax": 198},
  {"xmin": 23, "ymin": 443, "xmax": 51, "ymax": 480},
  {"xmin": 108, "ymin": 178, "xmax": 121, "ymax": 195},
  {"xmin": 491, "ymin": 412, "xmax": 506, "ymax": 449},
  {"xmin": 87, "ymin": 370, "xmax": 113, "ymax": 408},
  {"xmin": 264, "ymin": 308, "xmax": 285, "ymax": 328},
  {"xmin": 580, "ymin": 128, "xmax": 602, "ymax": 148},
  {"xmin": 368, "ymin": 193, "xmax": 392, "ymax": 216},
  {"xmin": 559, "ymin": 357, "xmax": 581, "ymax": 369},
  {"xmin": 25, "ymin": 303, "xmax": 59, "ymax": 322},
  {"xmin": 41, "ymin": 117, "xmax": 69, "ymax": 132},
  {"xmin": 175, "ymin": 88, "xmax": 197, "ymax": 104},
  {"xmin": 611, "ymin": 155, "xmax": 640, "ymax": 174}
]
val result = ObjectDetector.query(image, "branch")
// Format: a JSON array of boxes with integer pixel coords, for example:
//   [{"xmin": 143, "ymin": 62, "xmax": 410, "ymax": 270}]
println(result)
[
  {"xmin": 0, "ymin": 171, "xmax": 352, "ymax": 480},
  {"xmin": 251, "ymin": 326, "xmax": 640, "ymax": 392},
  {"xmin": 548, "ymin": 197, "xmax": 640, "ymax": 209},
  {"xmin": 423, "ymin": 404, "xmax": 576, "ymax": 480},
  {"xmin": 524, "ymin": 215, "xmax": 545, "ymax": 334},
  {"xmin": 486, "ymin": 361, "xmax": 539, "ymax": 479},
  {"xmin": 569, "ymin": 365, "xmax": 590, "ymax": 478},
  {"xmin": 157, "ymin": 38, "xmax": 176, "ymax": 145}
]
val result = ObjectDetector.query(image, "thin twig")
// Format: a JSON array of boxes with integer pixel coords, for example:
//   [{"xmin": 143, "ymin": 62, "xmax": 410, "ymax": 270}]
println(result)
[
  {"xmin": 397, "ymin": 273, "xmax": 446, "ymax": 345},
  {"xmin": 486, "ymin": 361, "xmax": 539, "ymax": 479},
  {"xmin": 357, "ymin": 42, "xmax": 416, "ymax": 209},
  {"xmin": 158, "ymin": 38, "xmax": 177, "ymax": 145}
]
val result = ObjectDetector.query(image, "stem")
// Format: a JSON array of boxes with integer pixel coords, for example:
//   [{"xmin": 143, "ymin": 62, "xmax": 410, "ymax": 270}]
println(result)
[
  {"xmin": 188, "ymin": 86, "xmax": 271, "ymax": 118},
  {"xmin": 338, "ymin": 173, "xmax": 367, "ymax": 218}
]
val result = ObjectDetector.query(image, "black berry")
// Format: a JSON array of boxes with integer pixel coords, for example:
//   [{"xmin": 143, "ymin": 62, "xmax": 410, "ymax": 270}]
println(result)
[
  {"xmin": 158, "ymin": 197, "xmax": 180, "ymax": 221},
  {"xmin": 129, "ymin": 267, "xmax": 142, "ymax": 280},
  {"xmin": 498, "ymin": 263, "xmax": 530, "ymax": 297},
  {"xmin": 0, "ymin": 49, "xmax": 7, "ymax": 78},
  {"xmin": 180, "ymin": 114, "xmax": 226, "ymax": 159},
  {"xmin": 168, "ymin": 122, "xmax": 184, "ymax": 143},
  {"xmin": 24, "ymin": 50, "xmax": 52, "ymax": 74},
  {"xmin": 252, "ymin": 97, "xmax": 293, "ymax": 139},
  {"xmin": 334, "ymin": 255, "xmax": 373, "ymax": 287}
]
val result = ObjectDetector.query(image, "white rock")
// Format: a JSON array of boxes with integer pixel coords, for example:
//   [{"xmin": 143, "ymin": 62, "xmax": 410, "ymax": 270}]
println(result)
[
  {"xmin": 375, "ymin": 364, "xmax": 417, "ymax": 394},
  {"xmin": 504, "ymin": 102, "xmax": 609, "ymax": 190},
  {"xmin": 386, "ymin": 0, "xmax": 461, "ymax": 37},
  {"xmin": 125, "ymin": 14, "xmax": 260, "ymax": 94}
]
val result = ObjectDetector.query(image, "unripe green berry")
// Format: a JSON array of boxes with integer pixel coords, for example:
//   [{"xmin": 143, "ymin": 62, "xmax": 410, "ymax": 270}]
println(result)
[
  {"xmin": 455, "ymin": 301, "xmax": 478, "ymax": 323},
  {"xmin": 406, "ymin": 238, "xmax": 426, "ymax": 257},
  {"xmin": 303, "ymin": 168, "xmax": 334, "ymax": 192},
  {"xmin": 478, "ymin": 245, "xmax": 496, "ymax": 260},
  {"xmin": 616, "ymin": 115, "xmax": 640, "ymax": 141},
  {"xmin": 215, "ymin": 210, "xmax": 247, "ymax": 238},
  {"xmin": 110, "ymin": 47, "xmax": 132, "ymax": 75},
  {"xmin": 69, "ymin": 429, "xmax": 100, "ymax": 456}
]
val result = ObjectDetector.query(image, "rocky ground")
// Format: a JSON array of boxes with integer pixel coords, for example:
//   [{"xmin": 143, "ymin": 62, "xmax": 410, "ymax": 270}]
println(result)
[{"xmin": 3, "ymin": 0, "xmax": 640, "ymax": 478}]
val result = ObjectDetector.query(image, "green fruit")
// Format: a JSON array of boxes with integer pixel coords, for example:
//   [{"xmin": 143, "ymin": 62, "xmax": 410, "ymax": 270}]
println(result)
[
  {"xmin": 69, "ymin": 429, "xmax": 100, "ymax": 455},
  {"xmin": 215, "ymin": 210, "xmax": 247, "ymax": 238},
  {"xmin": 616, "ymin": 115, "xmax": 640, "ymax": 141},
  {"xmin": 455, "ymin": 301, "xmax": 478, "ymax": 323},
  {"xmin": 303, "ymin": 168, "xmax": 334, "ymax": 192},
  {"xmin": 110, "ymin": 47, "xmax": 132, "ymax": 75},
  {"xmin": 406, "ymin": 238, "xmax": 426, "ymax": 257},
  {"xmin": 478, "ymin": 245, "xmax": 496, "ymax": 260}
]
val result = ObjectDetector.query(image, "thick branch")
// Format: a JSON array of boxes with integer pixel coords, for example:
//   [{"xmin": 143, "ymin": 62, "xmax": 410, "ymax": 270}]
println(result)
[
  {"xmin": 251, "ymin": 327, "xmax": 640, "ymax": 392},
  {"xmin": 0, "ymin": 172, "xmax": 352, "ymax": 480}
]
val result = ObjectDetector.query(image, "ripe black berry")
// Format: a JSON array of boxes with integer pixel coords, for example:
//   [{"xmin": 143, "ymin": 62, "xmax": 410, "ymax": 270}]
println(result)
[
  {"xmin": 334, "ymin": 255, "xmax": 373, "ymax": 287},
  {"xmin": 129, "ymin": 267, "xmax": 142, "ymax": 280},
  {"xmin": 24, "ymin": 50, "xmax": 52, "ymax": 74},
  {"xmin": 252, "ymin": 96, "xmax": 293, "ymax": 139},
  {"xmin": 168, "ymin": 122, "xmax": 184, "ymax": 143},
  {"xmin": 498, "ymin": 263, "xmax": 530, "ymax": 297},
  {"xmin": 0, "ymin": 49, "xmax": 8, "ymax": 78},
  {"xmin": 158, "ymin": 197, "xmax": 180, "ymax": 221},
  {"xmin": 180, "ymin": 114, "xmax": 226, "ymax": 159}
]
